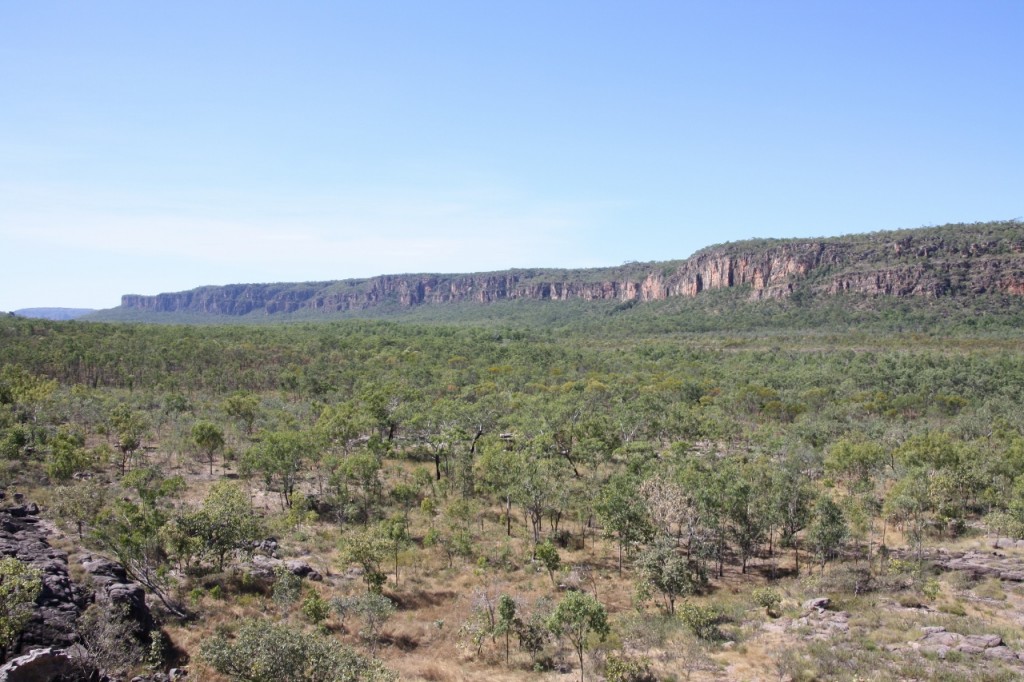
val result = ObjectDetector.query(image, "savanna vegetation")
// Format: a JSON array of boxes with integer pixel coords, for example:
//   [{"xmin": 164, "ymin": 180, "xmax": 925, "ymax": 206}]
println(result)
[{"xmin": 4, "ymin": 284, "xmax": 1024, "ymax": 680}]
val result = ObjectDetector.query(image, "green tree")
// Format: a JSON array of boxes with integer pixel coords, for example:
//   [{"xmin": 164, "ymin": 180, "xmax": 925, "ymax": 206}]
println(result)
[
  {"xmin": 47, "ymin": 479, "xmax": 109, "ymax": 540},
  {"xmin": 0, "ymin": 557, "xmax": 42, "ymax": 663},
  {"xmin": 108, "ymin": 404, "xmax": 149, "ymax": 475},
  {"xmin": 223, "ymin": 391, "xmax": 261, "ymax": 437},
  {"xmin": 302, "ymin": 590, "xmax": 331, "ymax": 625},
  {"xmin": 475, "ymin": 446, "xmax": 525, "ymax": 537},
  {"xmin": 723, "ymin": 467, "xmax": 766, "ymax": 575},
  {"xmin": 44, "ymin": 428, "xmax": 91, "ymax": 481},
  {"xmin": 272, "ymin": 565, "xmax": 303, "ymax": 609},
  {"xmin": 175, "ymin": 481, "xmax": 263, "ymax": 571},
  {"xmin": 378, "ymin": 516, "xmax": 411, "ymax": 587},
  {"xmin": 807, "ymin": 496, "xmax": 848, "ymax": 572},
  {"xmin": 0, "ymin": 365, "xmax": 56, "ymax": 427},
  {"xmin": 331, "ymin": 451, "xmax": 383, "ymax": 522},
  {"xmin": 349, "ymin": 592, "xmax": 396, "ymax": 656},
  {"xmin": 242, "ymin": 430, "xmax": 312, "ymax": 509},
  {"xmin": 339, "ymin": 526, "xmax": 389, "ymax": 593},
  {"xmin": 773, "ymin": 460, "xmax": 816, "ymax": 575},
  {"xmin": 316, "ymin": 401, "xmax": 367, "ymax": 454},
  {"xmin": 596, "ymin": 475, "xmax": 653, "ymax": 574},
  {"xmin": 635, "ymin": 537, "xmax": 704, "ymax": 614},
  {"xmin": 92, "ymin": 467, "xmax": 188, "ymax": 617},
  {"xmin": 825, "ymin": 438, "xmax": 886, "ymax": 488},
  {"xmin": 536, "ymin": 540, "xmax": 562, "ymax": 587},
  {"xmin": 496, "ymin": 594, "xmax": 517, "ymax": 665},
  {"xmin": 883, "ymin": 471, "xmax": 931, "ymax": 560},
  {"xmin": 546, "ymin": 591, "xmax": 610, "ymax": 682},
  {"xmin": 191, "ymin": 421, "xmax": 226, "ymax": 476},
  {"xmin": 678, "ymin": 602, "xmax": 721, "ymax": 641}
]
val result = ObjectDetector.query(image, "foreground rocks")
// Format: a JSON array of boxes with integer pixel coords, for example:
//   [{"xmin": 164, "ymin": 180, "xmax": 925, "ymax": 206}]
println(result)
[
  {"xmin": 0, "ymin": 504, "xmax": 89, "ymax": 652},
  {"xmin": 762, "ymin": 596, "xmax": 851, "ymax": 642},
  {"xmin": 891, "ymin": 547, "xmax": 1024, "ymax": 582},
  {"xmin": 0, "ymin": 503, "xmax": 160, "ymax": 676},
  {"xmin": 78, "ymin": 555, "xmax": 156, "ymax": 639},
  {"xmin": 246, "ymin": 554, "xmax": 323, "ymax": 582},
  {"xmin": 0, "ymin": 647, "xmax": 80, "ymax": 682},
  {"xmin": 886, "ymin": 626, "xmax": 1024, "ymax": 663}
]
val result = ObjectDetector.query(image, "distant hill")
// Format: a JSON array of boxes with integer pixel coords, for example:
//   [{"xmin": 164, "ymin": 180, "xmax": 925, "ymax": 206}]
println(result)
[
  {"xmin": 89, "ymin": 220, "xmax": 1024, "ymax": 323},
  {"xmin": 14, "ymin": 308, "xmax": 96, "ymax": 321}
]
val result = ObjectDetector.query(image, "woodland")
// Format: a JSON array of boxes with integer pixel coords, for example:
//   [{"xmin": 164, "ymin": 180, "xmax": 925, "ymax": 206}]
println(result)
[{"xmin": 4, "ymin": 274, "xmax": 1024, "ymax": 681}]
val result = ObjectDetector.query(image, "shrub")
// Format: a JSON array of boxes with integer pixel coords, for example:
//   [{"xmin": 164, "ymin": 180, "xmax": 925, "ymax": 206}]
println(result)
[
  {"xmin": 272, "ymin": 565, "xmax": 303, "ymax": 607},
  {"xmin": 605, "ymin": 654, "xmax": 656, "ymax": 682},
  {"xmin": 76, "ymin": 604, "xmax": 145, "ymax": 678},
  {"xmin": 751, "ymin": 587, "xmax": 782, "ymax": 616},
  {"xmin": 0, "ymin": 557, "xmax": 42, "ymax": 654},
  {"xmin": 302, "ymin": 590, "xmax": 331, "ymax": 625},
  {"xmin": 200, "ymin": 619, "xmax": 395, "ymax": 681},
  {"xmin": 535, "ymin": 540, "xmax": 561, "ymax": 586},
  {"xmin": 678, "ymin": 602, "xmax": 721, "ymax": 641}
]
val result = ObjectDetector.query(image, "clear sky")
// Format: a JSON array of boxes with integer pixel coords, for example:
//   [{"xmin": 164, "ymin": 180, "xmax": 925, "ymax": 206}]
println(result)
[{"xmin": 2, "ymin": 1, "xmax": 1021, "ymax": 311}]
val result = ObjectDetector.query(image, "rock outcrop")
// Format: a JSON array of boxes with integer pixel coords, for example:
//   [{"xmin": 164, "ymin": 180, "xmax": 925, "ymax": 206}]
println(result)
[
  {"xmin": 0, "ymin": 504, "xmax": 155, "ymax": 659},
  {"xmin": 109, "ymin": 221, "xmax": 1024, "ymax": 318},
  {"xmin": 0, "ymin": 504, "xmax": 88, "ymax": 653},
  {"xmin": 886, "ymin": 627, "xmax": 1024, "ymax": 663},
  {"xmin": 891, "ymin": 547, "xmax": 1024, "ymax": 582},
  {"xmin": 0, "ymin": 647, "xmax": 85, "ymax": 682}
]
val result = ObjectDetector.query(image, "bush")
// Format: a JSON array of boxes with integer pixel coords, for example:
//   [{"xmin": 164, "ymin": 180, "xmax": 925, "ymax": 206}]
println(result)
[
  {"xmin": 76, "ymin": 604, "xmax": 145, "ymax": 678},
  {"xmin": 536, "ymin": 540, "xmax": 561, "ymax": 585},
  {"xmin": 751, "ymin": 587, "xmax": 782, "ymax": 616},
  {"xmin": 678, "ymin": 602, "xmax": 721, "ymax": 641},
  {"xmin": 605, "ymin": 654, "xmax": 656, "ymax": 682},
  {"xmin": 272, "ymin": 565, "xmax": 303, "ymax": 607},
  {"xmin": 302, "ymin": 590, "xmax": 331, "ymax": 625},
  {"xmin": 200, "ymin": 619, "xmax": 395, "ymax": 682}
]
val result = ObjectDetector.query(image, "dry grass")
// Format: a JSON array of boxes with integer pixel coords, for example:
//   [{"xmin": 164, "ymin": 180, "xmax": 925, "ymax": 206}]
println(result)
[{"xmin": 20, "ymin": 446, "xmax": 1024, "ymax": 682}]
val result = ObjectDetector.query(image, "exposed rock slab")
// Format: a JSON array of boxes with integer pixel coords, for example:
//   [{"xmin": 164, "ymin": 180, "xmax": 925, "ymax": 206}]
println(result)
[
  {"xmin": 0, "ymin": 504, "xmax": 155, "ymax": 657},
  {"xmin": 0, "ymin": 506, "xmax": 88, "ymax": 653}
]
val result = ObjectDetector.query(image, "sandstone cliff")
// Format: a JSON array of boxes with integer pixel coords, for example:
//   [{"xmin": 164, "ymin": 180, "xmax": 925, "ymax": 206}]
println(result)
[{"xmin": 113, "ymin": 221, "xmax": 1024, "ymax": 317}]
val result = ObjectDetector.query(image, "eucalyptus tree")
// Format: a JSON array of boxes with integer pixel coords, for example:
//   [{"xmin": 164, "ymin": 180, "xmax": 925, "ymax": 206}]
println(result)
[
  {"xmin": 807, "ymin": 496, "xmax": 848, "ymax": 572},
  {"xmin": 191, "ymin": 421, "xmax": 225, "ymax": 475},
  {"xmin": 92, "ymin": 467, "xmax": 188, "ymax": 617},
  {"xmin": 241, "ymin": 430, "xmax": 314, "ymax": 509},
  {"xmin": 546, "ymin": 591, "xmax": 610, "ymax": 682},
  {"xmin": 595, "ymin": 474, "xmax": 654, "ymax": 574}
]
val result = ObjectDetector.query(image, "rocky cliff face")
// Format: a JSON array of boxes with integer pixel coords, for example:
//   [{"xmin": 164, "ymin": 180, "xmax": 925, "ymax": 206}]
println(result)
[{"xmin": 115, "ymin": 222, "xmax": 1024, "ymax": 317}]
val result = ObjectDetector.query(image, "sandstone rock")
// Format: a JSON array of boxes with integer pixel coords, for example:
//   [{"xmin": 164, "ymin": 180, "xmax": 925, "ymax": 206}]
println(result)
[
  {"xmin": 1, "ymin": 508, "xmax": 88, "ymax": 653},
  {"xmin": 79, "ymin": 555, "xmax": 155, "ymax": 639},
  {"xmin": 984, "ymin": 645, "xmax": 1018, "ymax": 661},
  {"xmin": 115, "ymin": 223, "xmax": 1024, "ymax": 318},
  {"xmin": 921, "ymin": 631, "xmax": 962, "ymax": 648},
  {"xmin": 920, "ymin": 644, "xmax": 950, "ymax": 659},
  {"xmin": 247, "ymin": 555, "xmax": 323, "ymax": 582},
  {"xmin": 956, "ymin": 644, "xmax": 985, "ymax": 655},
  {"xmin": 0, "ymin": 647, "xmax": 91, "ymax": 682},
  {"xmin": 963, "ymin": 634, "xmax": 1002, "ymax": 649},
  {"xmin": 802, "ymin": 597, "xmax": 830, "ymax": 612},
  {"xmin": 2, "ymin": 504, "xmax": 157, "ymax": 660},
  {"xmin": 285, "ymin": 559, "xmax": 323, "ymax": 581}
]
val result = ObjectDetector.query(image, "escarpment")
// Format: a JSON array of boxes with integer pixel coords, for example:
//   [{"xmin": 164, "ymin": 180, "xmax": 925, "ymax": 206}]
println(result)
[{"xmin": 113, "ymin": 221, "xmax": 1024, "ymax": 317}]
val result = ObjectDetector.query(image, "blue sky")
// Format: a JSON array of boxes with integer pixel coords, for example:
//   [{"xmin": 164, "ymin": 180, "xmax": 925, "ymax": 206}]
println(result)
[{"xmin": 2, "ymin": 1, "xmax": 1021, "ymax": 310}]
